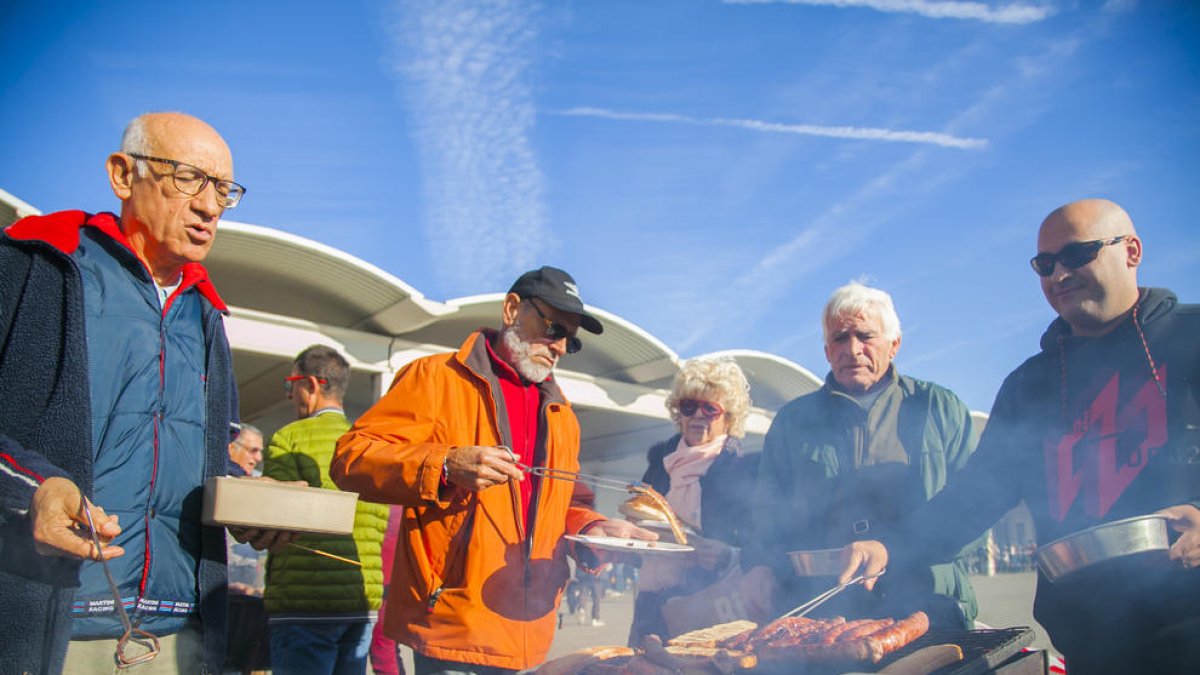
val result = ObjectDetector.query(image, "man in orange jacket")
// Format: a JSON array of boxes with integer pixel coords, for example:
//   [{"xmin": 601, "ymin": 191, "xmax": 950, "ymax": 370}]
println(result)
[{"xmin": 331, "ymin": 266, "xmax": 653, "ymax": 674}]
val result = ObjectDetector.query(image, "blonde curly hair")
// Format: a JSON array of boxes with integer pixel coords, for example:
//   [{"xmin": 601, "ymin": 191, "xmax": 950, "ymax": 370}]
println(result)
[{"xmin": 665, "ymin": 357, "xmax": 752, "ymax": 438}]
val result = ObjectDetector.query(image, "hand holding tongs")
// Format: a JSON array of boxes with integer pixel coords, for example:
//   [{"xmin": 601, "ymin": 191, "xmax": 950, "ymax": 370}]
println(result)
[
  {"xmin": 775, "ymin": 569, "xmax": 887, "ymax": 621},
  {"xmin": 80, "ymin": 499, "xmax": 161, "ymax": 669}
]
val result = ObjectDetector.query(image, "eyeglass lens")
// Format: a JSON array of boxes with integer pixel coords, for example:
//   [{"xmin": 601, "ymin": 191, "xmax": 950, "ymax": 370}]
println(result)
[
  {"xmin": 679, "ymin": 400, "xmax": 724, "ymax": 418},
  {"xmin": 1030, "ymin": 237, "xmax": 1124, "ymax": 277},
  {"xmin": 528, "ymin": 300, "xmax": 582, "ymax": 354}
]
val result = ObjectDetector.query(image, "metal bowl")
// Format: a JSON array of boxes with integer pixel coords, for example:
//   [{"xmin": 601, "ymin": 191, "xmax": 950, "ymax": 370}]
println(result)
[
  {"xmin": 1034, "ymin": 514, "xmax": 1170, "ymax": 583},
  {"xmin": 788, "ymin": 548, "xmax": 845, "ymax": 577}
]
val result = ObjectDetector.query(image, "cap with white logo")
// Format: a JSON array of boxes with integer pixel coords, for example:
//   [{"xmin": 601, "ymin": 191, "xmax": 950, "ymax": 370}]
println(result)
[{"xmin": 508, "ymin": 266, "xmax": 603, "ymax": 334}]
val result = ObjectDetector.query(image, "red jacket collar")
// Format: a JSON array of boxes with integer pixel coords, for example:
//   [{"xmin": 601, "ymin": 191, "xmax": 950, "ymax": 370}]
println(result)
[{"xmin": 5, "ymin": 210, "xmax": 228, "ymax": 312}]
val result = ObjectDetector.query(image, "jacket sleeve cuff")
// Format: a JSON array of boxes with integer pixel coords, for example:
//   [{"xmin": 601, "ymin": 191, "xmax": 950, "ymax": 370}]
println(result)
[
  {"xmin": 421, "ymin": 447, "xmax": 458, "ymax": 506},
  {"xmin": 0, "ymin": 435, "xmax": 73, "ymax": 517}
]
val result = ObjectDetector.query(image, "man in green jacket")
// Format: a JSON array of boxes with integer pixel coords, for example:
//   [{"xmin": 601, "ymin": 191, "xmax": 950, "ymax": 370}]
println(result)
[
  {"xmin": 263, "ymin": 345, "xmax": 390, "ymax": 674},
  {"xmin": 746, "ymin": 282, "xmax": 979, "ymax": 629}
]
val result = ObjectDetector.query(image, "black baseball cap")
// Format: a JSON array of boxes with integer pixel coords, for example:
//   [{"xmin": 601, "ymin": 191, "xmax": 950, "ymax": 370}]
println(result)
[{"xmin": 508, "ymin": 266, "xmax": 603, "ymax": 334}]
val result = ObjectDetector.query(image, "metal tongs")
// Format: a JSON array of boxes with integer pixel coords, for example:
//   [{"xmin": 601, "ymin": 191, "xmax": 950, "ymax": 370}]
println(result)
[
  {"xmin": 504, "ymin": 446, "xmax": 640, "ymax": 494},
  {"xmin": 776, "ymin": 569, "xmax": 887, "ymax": 621},
  {"xmin": 80, "ymin": 499, "xmax": 161, "ymax": 669},
  {"xmin": 515, "ymin": 463, "xmax": 640, "ymax": 494}
]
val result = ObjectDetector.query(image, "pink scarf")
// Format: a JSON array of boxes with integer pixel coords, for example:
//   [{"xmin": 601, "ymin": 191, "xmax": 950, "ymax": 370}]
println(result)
[{"xmin": 663, "ymin": 434, "xmax": 727, "ymax": 530}]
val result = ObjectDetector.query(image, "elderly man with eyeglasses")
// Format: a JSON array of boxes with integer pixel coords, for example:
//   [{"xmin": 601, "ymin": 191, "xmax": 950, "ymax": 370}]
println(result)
[
  {"xmin": 839, "ymin": 199, "xmax": 1200, "ymax": 674},
  {"xmin": 331, "ymin": 266, "xmax": 655, "ymax": 675},
  {"xmin": 743, "ymin": 281, "xmax": 981, "ymax": 633},
  {"xmin": 0, "ymin": 112, "xmax": 277, "ymax": 674}
]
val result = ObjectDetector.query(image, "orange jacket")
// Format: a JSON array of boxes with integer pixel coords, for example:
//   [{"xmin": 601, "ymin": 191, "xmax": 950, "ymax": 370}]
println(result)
[{"xmin": 331, "ymin": 332, "xmax": 604, "ymax": 670}]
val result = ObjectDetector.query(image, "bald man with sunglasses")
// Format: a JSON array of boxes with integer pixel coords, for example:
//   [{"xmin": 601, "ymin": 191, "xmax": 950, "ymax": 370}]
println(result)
[
  {"xmin": 331, "ymin": 266, "xmax": 654, "ymax": 675},
  {"xmin": 840, "ymin": 199, "xmax": 1200, "ymax": 674}
]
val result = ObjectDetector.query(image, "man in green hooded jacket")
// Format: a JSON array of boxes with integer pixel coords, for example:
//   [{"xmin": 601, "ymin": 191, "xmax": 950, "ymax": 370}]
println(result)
[{"xmin": 746, "ymin": 282, "xmax": 979, "ymax": 630}]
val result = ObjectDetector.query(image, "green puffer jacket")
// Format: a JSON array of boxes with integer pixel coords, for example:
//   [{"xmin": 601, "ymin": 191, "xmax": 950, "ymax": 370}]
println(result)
[
  {"xmin": 263, "ymin": 410, "xmax": 389, "ymax": 616},
  {"xmin": 748, "ymin": 369, "xmax": 979, "ymax": 629}
]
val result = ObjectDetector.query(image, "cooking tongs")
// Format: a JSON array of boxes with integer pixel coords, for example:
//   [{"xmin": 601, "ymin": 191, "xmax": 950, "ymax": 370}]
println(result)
[
  {"xmin": 776, "ymin": 569, "xmax": 887, "ymax": 621},
  {"xmin": 517, "ymin": 463, "xmax": 641, "ymax": 494},
  {"xmin": 502, "ymin": 447, "xmax": 639, "ymax": 494},
  {"xmin": 80, "ymin": 498, "xmax": 161, "ymax": 669}
]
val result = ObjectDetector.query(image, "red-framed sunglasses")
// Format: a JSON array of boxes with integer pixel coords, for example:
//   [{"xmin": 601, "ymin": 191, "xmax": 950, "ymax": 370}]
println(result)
[
  {"xmin": 283, "ymin": 374, "xmax": 327, "ymax": 393},
  {"xmin": 678, "ymin": 399, "xmax": 725, "ymax": 419}
]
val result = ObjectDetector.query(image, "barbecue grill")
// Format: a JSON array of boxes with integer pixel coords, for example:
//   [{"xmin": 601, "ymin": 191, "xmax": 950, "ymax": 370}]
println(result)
[{"xmin": 749, "ymin": 626, "xmax": 1038, "ymax": 674}]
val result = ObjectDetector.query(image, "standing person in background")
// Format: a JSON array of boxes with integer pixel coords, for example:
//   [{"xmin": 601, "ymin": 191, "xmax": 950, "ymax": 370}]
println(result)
[
  {"xmin": 841, "ymin": 199, "xmax": 1200, "ymax": 674},
  {"xmin": 331, "ymin": 266, "xmax": 653, "ymax": 675},
  {"xmin": 369, "ymin": 505, "xmax": 407, "ymax": 675},
  {"xmin": 263, "ymin": 345, "xmax": 389, "ymax": 675},
  {"xmin": 228, "ymin": 423, "xmax": 265, "ymax": 476},
  {"xmin": 0, "ymin": 111, "xmax": 287, "ymax": 674},
  {"xmin": 746, "ymin": 282, "xmax": 979, "ymax": 630},
  {"xmin": 225, "ymin": 424, "xmax": 272, "ymax": 674},
  {"xmin": 627, "ymin": 357, "xmax": 766, "ymax": 644}
]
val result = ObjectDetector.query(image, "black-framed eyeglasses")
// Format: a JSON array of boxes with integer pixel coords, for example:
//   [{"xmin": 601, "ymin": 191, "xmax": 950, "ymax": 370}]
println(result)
[
  {"xmin": 127, "ymin": 153, "xmax": 246, "ymax": 209},
  {"xmin": 1030, "ymin": 235, "xmax": 1127, "ymax": 277},
  {"xmin": 526, "ymin": 299, "xmax": 582, "ymax": 354},
  {"xmin": 283, "ymin": 374, "xmax": 327, "ymax": 393}
]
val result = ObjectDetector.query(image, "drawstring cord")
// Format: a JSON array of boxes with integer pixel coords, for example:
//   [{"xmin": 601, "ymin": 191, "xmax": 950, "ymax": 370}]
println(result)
[{"xmin": 1059, "ymin": 303, "xmax": 1166, "ymax": 422}]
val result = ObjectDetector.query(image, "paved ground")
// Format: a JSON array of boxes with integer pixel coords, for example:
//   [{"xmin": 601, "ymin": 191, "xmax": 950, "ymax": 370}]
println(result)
[{"xmin": 546, "ymin": 572, "xmax": 1062, "ymax": 661}]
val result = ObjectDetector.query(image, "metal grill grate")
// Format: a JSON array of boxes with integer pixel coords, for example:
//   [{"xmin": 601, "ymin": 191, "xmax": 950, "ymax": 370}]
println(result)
[{"xmin": 886, "ymin": 627, "xmax": 1037, "ymax": 675}]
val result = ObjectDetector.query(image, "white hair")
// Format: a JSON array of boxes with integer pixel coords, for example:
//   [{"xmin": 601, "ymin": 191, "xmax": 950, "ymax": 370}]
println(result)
[
  {"xmin": 822, "ymin": 281, "xmax": 902, "ymax": 342},
  {"xmin": 665, "ymin": 357, "xmax": 753, "ymax": 438},
  {"xmin": 120, "ymin": 115, "xmax": 154, "ymax": 177},
  {"xmin": 500, "ymin": 323, "xmax": 553, "ymax": 383}
]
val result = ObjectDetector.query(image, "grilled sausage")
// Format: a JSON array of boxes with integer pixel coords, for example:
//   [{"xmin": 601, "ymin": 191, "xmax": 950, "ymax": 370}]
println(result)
[
  {"xmin": 835, "ymin": 618, "xmax": 894, "ymax": 643},
  {"xmin": 863, "ymin": 611, "xmax": 930, "ymax": 657}
]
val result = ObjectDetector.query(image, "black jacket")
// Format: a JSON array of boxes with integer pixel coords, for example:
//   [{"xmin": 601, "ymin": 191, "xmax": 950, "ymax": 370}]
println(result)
[
  {"xmin": 890, "ymin": 287, "xmax": 1200, "ymax": 673},
  {"xmin": 629, "ymin": 435, "xmax": 758, "ymax": 643}
]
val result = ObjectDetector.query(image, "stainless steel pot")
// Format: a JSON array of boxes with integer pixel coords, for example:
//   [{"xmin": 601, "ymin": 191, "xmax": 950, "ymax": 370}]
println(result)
[
  {"xmin": 1034, "ymin": 514, "xmax": 1170, "ymax": 582},
  {"xmin": 787, "ymin": 548, "xmax": 845, "ymax": 577}
]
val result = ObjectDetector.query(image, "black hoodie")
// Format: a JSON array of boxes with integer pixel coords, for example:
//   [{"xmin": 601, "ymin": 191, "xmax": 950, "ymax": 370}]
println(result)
[{"xmin": 887, "ymin": 287, "xmax": 1200, "ymax": 673}]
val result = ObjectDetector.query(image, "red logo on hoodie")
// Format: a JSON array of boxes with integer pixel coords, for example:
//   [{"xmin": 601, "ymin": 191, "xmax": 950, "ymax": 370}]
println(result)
[{"xmin": 1045, "ymin": 367, "xmax": 1168, "ymax": 521}]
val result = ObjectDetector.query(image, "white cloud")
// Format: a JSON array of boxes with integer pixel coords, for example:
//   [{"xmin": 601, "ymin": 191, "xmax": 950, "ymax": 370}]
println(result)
[
  {"xmin": 554, "ymin": 107, "xmax": 989, "ymax": 150},
  {"xmin": 383, "ymin": 0, "xmax": 549, "ymax": 291},
  {"xmin": 723, "ymin": 0, "xmax": 1055, "ymax": 25}
]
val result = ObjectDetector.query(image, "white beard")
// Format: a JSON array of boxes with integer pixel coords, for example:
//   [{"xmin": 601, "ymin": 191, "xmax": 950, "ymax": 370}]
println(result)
[{"xmin": 500, "ymin": 324, "xmax": 554, "ymax": 383}]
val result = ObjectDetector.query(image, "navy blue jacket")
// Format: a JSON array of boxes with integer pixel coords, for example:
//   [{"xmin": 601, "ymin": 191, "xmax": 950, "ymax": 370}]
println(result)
[{"xmin": 0, "ymin": 211, "xmax": 237, "ymax": 675}]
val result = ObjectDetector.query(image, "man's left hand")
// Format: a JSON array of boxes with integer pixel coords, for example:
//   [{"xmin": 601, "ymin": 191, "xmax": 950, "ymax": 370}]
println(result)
[
  {"xmin": 228, "ymin": 527, "xmax": 300, "ymax": 553},
  {"xmin": 1159, "ymin": 504, "xmax": 1200, "ymax": 569},
  {"xmin": 226, "ymin": 476, "xmax": 309, "ymax": 552}
]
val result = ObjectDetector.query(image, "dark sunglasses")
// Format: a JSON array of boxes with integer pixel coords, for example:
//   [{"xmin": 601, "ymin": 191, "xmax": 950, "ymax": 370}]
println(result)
[
  {"xmin": 527, "ymin": 299, "xmax": 582, "ymax": 354},
  {"xmin": 1030, "ymin": 236, "xmax": 1127, "ymax": 277},
  {"xmin": 283, "ymin": 374, "xmax": 327, "ymax": 393},
  {"xmin": 678, "ymin": 399, "xmax": 725, "ymax": 419}
]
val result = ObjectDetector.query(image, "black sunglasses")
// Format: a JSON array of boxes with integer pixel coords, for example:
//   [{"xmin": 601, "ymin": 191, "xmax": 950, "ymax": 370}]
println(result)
[
  {"xmin": 1030, "ymin": 235, "xmax": 1127, "ymax": 277},
  {"xmin": 527, "ymin": 299, "xmax": 582, "ymax": 354},
  {"xmin": 678, "ymin": 399, "xmax": 726, "ymax": 419}
]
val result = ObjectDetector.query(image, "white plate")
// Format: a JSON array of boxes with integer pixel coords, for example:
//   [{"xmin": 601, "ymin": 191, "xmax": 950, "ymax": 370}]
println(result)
[{"xmin": 565, "ymin": 534, "xmax": 694, "ymax": 553}]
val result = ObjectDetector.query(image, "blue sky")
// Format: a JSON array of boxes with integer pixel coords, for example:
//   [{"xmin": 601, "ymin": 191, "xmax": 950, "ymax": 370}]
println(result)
[{"xmin": 2, "ymin": 0, "xmax": 1197, "ymax": 412}]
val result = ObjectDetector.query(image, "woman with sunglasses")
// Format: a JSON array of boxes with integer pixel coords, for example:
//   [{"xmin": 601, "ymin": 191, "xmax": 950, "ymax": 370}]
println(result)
[{"xmin": 627, "ymin": 357, "xmax": 764, "ymax": 644}]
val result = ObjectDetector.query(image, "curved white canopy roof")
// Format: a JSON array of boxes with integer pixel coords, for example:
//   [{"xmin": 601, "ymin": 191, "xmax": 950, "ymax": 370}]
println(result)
[{"xmin": 209, "ymin": 220, "xmax": 824, "ymax": 407}]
